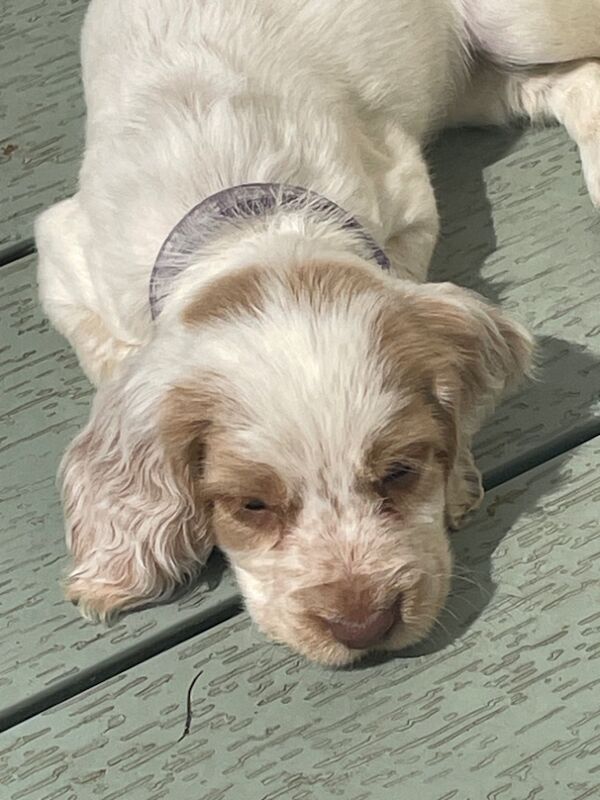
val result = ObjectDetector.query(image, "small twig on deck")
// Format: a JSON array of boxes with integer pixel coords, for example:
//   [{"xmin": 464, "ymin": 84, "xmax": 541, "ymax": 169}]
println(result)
[{"xmin": 177, "ymin": 669, "xmax": 204, "ymax": 742}]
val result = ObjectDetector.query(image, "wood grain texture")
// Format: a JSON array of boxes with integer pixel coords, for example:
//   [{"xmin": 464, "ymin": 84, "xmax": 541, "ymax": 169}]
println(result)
[
  {"xmin": 0, "ymin": 258, "xmax": 238, "ymax": 727},
  {"xmin": 1, "ymin": 439, "xmax": 598, "ymax": 800},
  {"xmin": 0, "ymin": 0, "xmax": 88, "ymax": 250}
]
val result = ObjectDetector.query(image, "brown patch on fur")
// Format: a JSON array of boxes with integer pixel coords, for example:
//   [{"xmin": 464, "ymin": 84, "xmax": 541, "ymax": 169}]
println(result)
[
  {"xmin": 182, "ymin": 265, "xmax": 268, "ymax": 327},
  {"xmin": 182, "ymin": 259, "xmax": 386, "ymax": 328},
  {"xmin": 284, "ymin": 259, "xmax": 384, "ymax": 307},
  {"xmin": 65, "ymin": 577, "xmax": 141, "ymax": 618},
  {"xmin": 161, "ymin": 382, "xmax": 303, "ymax": 554},
  {"xmin": 380, "ymin": 285, "xmax": 531, "ymax": 409},
  {"xmin": 159, "ymin": 383, "xmax": 222, "ymax": 512},
  {"xmin": 213, "ymin": 501, "xmax": 283, "ymax": 552},
  {"xmin": 206, "ymin": 455, "xmax": 300, "ymax": 552},
  {"xmin": 359, "ymin": 391, "xmax": 456, "ymax": 511},
  {"xmin": 363, "ymin": 437, "xmax": 445, "ymax": 519},
  {"xmin": 161, "ymin": 383, "xmax": 217, "ymax": 451},
  {"xmin": 203, "ymin": 455, "xmax": 289, "ymax": 504},
  {"xmin": 366, "ymin": 405, "xmax": 450, "ymax": 475}
]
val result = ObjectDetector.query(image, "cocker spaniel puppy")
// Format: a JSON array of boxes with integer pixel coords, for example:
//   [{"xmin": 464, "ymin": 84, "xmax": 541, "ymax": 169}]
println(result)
[{"xmin": 36, "ymin": 0, "xmax": 599, "ymax": 665}]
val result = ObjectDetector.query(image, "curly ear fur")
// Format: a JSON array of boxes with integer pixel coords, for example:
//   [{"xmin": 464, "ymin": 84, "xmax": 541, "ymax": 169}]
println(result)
[{"xmin": 61, "ymin": 370, "xmax": 215, "ymax": 620}]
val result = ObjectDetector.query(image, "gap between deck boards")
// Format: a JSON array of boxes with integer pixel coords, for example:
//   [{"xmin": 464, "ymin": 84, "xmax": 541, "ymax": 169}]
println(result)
[
  {"xmin": 1, "ymin": 241, "xmax": 599, "ymax": 735},
  {"xmin": 0, "ymin": 239, "xmax": 35, "ymax": 268}
]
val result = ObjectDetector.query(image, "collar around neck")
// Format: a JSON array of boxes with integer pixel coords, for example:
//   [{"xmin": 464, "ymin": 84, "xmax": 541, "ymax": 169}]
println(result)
[{"xmin": 149, "ymin": 182, "xmax": 390, "ymax": 319}]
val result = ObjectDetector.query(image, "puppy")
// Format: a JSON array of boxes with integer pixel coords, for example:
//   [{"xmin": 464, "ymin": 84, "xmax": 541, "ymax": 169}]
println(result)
[{"xmin": 36, "ymin": 0, "xmax": 600, "ymax": 665}]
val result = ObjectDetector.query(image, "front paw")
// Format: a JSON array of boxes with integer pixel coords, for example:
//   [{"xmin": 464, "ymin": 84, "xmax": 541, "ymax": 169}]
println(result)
[
  {"xmin": 581, "ymin": 137, "xmax": 600, "ymax": 208},
  {"xmin": 446, "ymin": 454, "xmax": 484, "ymax": 531}
]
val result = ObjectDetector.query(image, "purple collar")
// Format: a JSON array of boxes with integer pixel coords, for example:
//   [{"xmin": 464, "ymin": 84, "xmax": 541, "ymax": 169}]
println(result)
[{"xmin": 149, "ymin": 183, "xmax": 390, "ymax": 318}]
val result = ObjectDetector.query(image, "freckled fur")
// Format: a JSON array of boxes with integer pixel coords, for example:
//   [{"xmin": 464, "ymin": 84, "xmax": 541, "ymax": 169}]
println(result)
[{"xmin": 36, "ymin": 0, "xmax": 600, "ymax": 664}]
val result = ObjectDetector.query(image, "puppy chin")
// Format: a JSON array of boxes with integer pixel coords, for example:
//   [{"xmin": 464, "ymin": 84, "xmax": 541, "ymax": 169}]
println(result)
[{"xmin": 277, "ymin": 624, "xmax": 366, "ymax": 669}]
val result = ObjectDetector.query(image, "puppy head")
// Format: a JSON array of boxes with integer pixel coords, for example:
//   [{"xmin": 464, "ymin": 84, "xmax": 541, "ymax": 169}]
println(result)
[
  {"xmin": 188, "ymin": 264, "xmax": 531, "ymax": 664},
  {"xmin": 62, "ymin": 261, "xmax": 532, "ymax": 664}
]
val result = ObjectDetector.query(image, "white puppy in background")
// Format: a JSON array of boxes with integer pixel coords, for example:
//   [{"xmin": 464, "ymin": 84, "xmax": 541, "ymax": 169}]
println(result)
[{"xmin": 36, "ymin": 0, "xmax": 599, "ymax": 665}]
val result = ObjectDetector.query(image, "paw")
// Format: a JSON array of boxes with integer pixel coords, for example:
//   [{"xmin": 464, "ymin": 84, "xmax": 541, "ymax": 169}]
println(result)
[
  {"xmin": 580, "ymin": 137, "xmax": 600, "ymax": 209},
  {"xmin": 445, "ymin": 454, "xmax": 484, "ymax": 532}
]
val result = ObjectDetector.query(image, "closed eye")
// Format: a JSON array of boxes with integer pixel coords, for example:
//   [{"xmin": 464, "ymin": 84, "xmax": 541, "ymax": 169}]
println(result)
[
  {"xmin": 382, "ymin": 463, "xmax": 416, "ymax": 484},
  {"xmin": 244, "ymin": 498, "xmax": 268, "ymax": 511}
]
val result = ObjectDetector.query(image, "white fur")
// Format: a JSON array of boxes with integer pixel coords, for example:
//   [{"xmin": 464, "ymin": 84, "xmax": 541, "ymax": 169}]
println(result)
[{"xmin": 36, "ymin": 0, "xmax": 599, "ymax": 664}]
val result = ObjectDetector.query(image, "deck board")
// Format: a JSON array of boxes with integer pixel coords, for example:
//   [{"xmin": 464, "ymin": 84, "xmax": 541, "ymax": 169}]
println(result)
[
  {"xmin": 0, "ymin": 0, "xmax": 88, "ymax": 250},
  {"xmin": 1, "ymin": 438, "xmax": 598, "ymax": 799}
]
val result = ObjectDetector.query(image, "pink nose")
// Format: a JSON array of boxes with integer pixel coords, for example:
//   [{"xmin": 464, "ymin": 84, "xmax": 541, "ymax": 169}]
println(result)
[{"xmin": 325, "ymin": 606, "xmax": 398, "ymax": 649}]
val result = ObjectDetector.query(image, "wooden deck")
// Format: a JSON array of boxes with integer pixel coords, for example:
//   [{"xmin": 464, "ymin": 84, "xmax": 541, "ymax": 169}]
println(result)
[
  {"xmin": 1, "ymin": 3, "xmax": 599, "ymax": 798},
  {"xmin": 2, "ymin": 440, "xmax": 599, "ymax": 799}
]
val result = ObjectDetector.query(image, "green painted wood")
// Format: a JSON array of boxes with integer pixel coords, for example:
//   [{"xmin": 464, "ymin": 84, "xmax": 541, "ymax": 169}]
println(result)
[
  {"xmin": 1, "ymin": 438, "xmax": 598, "ymax": 799},
  {"xmin": 0, "ymin": 0, "xmax": 88, "ymax": 250},
  {"xmin": 0, "ymin": 257, "xmax": 238, "ymax": 729}
]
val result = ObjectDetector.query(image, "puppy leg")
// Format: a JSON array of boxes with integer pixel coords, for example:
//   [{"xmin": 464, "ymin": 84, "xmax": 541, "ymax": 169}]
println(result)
[
  {"xmin": 36, "ymin": 197, "xmax": 140, "ymax": 385},
  {"xmin": 380, "ymin": 124, "xmax": 440, "ymax": 282},
  {"xmin": 63, "ymin": 308, "xmax": 140, "ymax": 385},
  {"xmin": 461, "ymin": 0, "xmax": 600, "ymax": 65},
  {"xmin": 446, "ymin": 443, "xmax": 484, "ymax": 531},
  {"xmin": 449, "ymin": 60, "xmax": 600, "ymax": 207}
]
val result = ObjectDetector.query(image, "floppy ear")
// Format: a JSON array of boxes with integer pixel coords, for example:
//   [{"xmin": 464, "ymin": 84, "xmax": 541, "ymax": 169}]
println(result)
[
  {"xmin": 403, "ymin": 282, "xmax": 533, "ymax": 528},
  {"xmin": 61, "ymin": 366, "xmax": 215, "ymax": 620},
  {"xmin": 410, "ymin": 282, "xmax": 534, "ymax": 431}
]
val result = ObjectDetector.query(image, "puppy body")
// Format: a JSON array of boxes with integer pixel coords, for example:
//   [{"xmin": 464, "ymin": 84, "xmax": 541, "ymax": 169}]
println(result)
[
  {"xmin": 37, "ymin": 0, "xmax": 468, "ymax": 374},
  {"xmin": 36, "ymin": 0, "xmax": 600, "ymax": 664}
]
